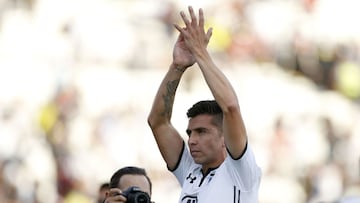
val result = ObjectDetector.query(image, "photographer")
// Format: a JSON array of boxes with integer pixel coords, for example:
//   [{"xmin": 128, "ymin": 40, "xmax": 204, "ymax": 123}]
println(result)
[{"xmin": 104, "ymin": 166, "xmax": 152, "ymax": 203}]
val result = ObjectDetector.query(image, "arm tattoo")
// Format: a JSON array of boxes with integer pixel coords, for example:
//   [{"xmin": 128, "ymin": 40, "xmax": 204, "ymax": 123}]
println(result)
[{"xmin": 161, "ymin": 79, "xmax": 180, "ymax": 118}]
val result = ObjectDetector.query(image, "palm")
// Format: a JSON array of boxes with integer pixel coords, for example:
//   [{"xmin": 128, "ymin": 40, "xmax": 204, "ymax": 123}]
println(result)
[{"xmin": 173, "ymin": 37, "xmax": 195, "ymax": 68}]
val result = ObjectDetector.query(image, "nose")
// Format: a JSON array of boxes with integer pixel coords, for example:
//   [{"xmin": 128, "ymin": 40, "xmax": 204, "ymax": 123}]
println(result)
[{"xmin": 188, "ymin": 133, "xmax": 198, "ymax": 145}]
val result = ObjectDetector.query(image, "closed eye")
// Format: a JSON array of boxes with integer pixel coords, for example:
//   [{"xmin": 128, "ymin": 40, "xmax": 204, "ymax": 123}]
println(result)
[{"xmin": 186, "ymin": 129, "xmax": 191, "ymax": 136}]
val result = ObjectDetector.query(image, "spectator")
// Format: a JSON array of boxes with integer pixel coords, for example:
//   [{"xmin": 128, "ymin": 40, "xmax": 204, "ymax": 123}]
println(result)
[{"xmin": 104, "ymin": 166, "xmax": 152, "ymax": 203}]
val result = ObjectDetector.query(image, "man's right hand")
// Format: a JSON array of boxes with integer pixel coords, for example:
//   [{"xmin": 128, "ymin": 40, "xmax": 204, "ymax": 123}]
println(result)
[{"xmin": 173, "ymin": 6, "xmax": 212, "ymax": 62}]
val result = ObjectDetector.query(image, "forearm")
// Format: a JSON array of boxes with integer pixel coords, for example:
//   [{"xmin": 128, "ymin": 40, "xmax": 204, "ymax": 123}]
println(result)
[
  {"xmin": 148, "ymin": 63, "xmax": 184, "ymax": 128},
  {"xmin": 194, "ymin": 49, "xmax": 239, "ymax": 111},
  {"xmin": 148, "ymin": 63, "xmax": 185, "ymax": 168}
]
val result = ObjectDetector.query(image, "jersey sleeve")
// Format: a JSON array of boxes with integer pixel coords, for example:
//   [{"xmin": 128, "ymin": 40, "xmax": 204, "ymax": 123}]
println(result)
[
  {"xmin": 225, "ymin": 143, "xmax": 262, "ymax": 191},
  {"xmin": 170, "ymin": 144, "xmax": 195, "ymax": 186}
]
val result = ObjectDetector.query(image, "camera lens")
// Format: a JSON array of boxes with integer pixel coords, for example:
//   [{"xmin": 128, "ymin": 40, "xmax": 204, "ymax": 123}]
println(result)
[
  {"xmin": 135, "ymin": 193, "xmax": 150, "ymax": 203},
  {"xmin": 122, "ymin": 186, "xmax": 150, "ymax": 203}
]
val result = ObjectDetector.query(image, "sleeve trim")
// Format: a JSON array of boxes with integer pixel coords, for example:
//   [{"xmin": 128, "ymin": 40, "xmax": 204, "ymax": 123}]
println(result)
[
  {"xmin": 168, "ymin": 141, "xmax": 185, "ymax": 172},
  {"xmin": 227, "ymin": 141, "xmax": 248, "ymax": 160}
]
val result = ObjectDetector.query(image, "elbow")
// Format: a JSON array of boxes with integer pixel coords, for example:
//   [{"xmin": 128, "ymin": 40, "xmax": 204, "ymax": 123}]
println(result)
[
  {"xmin": 147, "ymin": 114, "xmax": 157, "ymax": 129},
  {"xmin": 222, "ymin": 101, "xmax": 240, "ymax": 115},
  {"xmin": 147, "ymin": 113, "xmax": 166, "ymax": 130}
]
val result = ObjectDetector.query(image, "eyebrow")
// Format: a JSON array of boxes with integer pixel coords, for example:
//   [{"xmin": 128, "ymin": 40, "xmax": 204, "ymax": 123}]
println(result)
[{"xmin": 186, "ymin": 127, "xmax": 208, "ymax": 136}]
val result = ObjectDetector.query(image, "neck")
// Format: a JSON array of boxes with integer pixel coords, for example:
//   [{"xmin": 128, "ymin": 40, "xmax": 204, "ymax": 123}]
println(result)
[{"xmin": 202, "ymin": 150, "xmax": 226, "ymax": 173}]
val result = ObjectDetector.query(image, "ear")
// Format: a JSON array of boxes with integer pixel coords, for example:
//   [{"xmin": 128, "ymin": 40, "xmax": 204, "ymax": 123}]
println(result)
[{"xmin": 105, "ymin": 191, "xmax": 110, "ymax": 198}]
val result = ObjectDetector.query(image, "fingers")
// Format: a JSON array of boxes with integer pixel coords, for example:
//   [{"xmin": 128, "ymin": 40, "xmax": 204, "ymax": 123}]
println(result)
[
  {"xmin": 173, "ymin": 24, "xmax": 182, "ymax": 32},
  {"xmin": 109, "ymin": 188, "xmax": 122, "ymax": 196},
  {"xmin": 198, "ymin": 8, "xmax": 204, "ymax": 28},
  {"xmin": 180, "ymin": 11, "xmax": 191, "ymax": 27},
  {"xmin": 105, "ymin": 190, "xmax": 127, "ymax": 203},
  {"xmin": 180, "ymin": 6, "xmax": 200, "ymax": 29},
  {"xmin": 206, "ymin": 27, "xmax": 213, "ymax": 43},
  {"xmin": 188, "ymin": 6, "xmax": 197, "ymax": 27},
  {"xmin": 175, "ymin": 6, "xmax": 210, "ymax": 44},
  {"xmin": 105, "ymin": 188, "xmax": 127, "ymax": 202}
]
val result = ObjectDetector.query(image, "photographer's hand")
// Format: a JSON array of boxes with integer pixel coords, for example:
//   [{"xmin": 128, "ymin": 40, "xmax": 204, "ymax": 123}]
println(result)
[{"xmin": 104, "ymin": 188, "xmax": 127, "ymax": 203}]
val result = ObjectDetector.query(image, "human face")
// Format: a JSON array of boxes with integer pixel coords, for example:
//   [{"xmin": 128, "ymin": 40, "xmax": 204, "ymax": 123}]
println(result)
[
  {"xmin": 118, "ymin": 174, "xmax": 151, "ymax": 196},
  {"xmin": 187, "ymin": 114, "xmax": 225, "ymax": 170}
]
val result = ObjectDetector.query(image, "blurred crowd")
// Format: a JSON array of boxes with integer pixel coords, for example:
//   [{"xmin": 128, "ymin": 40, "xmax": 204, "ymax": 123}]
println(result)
[{"xmin": 0, "ymin": 0, "xmax": 359, "ymax": 203}]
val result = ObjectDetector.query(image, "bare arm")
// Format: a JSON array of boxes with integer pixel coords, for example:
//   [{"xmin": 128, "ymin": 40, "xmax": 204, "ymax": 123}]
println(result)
[
  {"xmin": 147, "ymin": 65, "xmax": 185, "ymax": 170},
  {"xmin": 147, "ymin": 33, "xmax": 197, "ymax": 170},
  {"xmin": 196, "ymin": 49, "xmax": 247, "ymax": 159},
  {"xmin": 174, "ymin": 6, "xmax": 247, "ymax": 158}
]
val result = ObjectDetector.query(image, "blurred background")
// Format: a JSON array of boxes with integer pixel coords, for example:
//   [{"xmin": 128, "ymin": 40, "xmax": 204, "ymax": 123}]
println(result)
[{"xmin": 0, "ymin": 0, "xmax": 359, "ymax": 202}]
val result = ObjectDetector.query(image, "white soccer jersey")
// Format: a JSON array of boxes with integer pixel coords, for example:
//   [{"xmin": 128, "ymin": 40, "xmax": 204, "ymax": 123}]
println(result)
[{"xmin": 172, "ymin": 144, "xmax": 261, "ymax": 203}]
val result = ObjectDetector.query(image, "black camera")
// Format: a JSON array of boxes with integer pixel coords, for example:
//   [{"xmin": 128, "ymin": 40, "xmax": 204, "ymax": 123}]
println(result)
[{"xmin": 121, "ymin": 186, "xmax": 151, "ymax": 203}]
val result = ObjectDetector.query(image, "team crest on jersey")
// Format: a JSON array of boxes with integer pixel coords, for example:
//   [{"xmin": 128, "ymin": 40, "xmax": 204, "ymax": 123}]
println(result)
[{"xmin": 181, "ymin": 195, "xmax": 198, "ymax": 203}]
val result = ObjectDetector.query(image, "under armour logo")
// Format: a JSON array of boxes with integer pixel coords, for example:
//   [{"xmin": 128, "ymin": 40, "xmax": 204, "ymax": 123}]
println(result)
[{"xmin": 186, "ymin": 173, "xmax": 197, "ymax": 183}]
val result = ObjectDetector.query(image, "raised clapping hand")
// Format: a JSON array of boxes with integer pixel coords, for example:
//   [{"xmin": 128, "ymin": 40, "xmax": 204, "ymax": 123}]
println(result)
[{"xmin": 172, "ymin": 6, "xmax": 213, "ymax": 72}]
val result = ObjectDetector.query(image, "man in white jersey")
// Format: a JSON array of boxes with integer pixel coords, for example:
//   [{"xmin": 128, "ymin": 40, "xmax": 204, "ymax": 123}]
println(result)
[{"xmin": 147, "ymin": 6, "xmax": 261, "ymax": 203}]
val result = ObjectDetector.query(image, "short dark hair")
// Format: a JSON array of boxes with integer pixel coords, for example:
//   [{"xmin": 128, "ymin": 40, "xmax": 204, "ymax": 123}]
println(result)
[
  {"xmin": 109, "ymin": 166, "xmax": 152, "ymax": 194},
  {"xmin": 187, "ymin": 100, "xmax": 223, "ymax": 128}
]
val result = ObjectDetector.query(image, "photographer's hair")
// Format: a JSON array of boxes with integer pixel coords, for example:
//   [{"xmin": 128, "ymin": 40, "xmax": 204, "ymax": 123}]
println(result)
[
  {"xmin": 109, "ymin": 166, "xmax": 152, "ymax": 194},
  {"xmin": 187, "ymin": 100, "xmax": 223, "ymax": 129}
]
